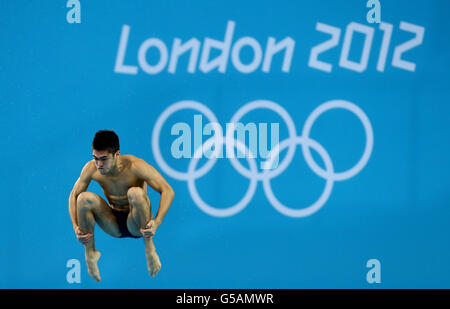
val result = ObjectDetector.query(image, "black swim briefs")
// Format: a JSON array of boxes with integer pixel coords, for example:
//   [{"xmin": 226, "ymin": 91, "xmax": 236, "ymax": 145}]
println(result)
[{"xmin": 111, "ymin": 208, "xmax": 142, "ymax": 239}]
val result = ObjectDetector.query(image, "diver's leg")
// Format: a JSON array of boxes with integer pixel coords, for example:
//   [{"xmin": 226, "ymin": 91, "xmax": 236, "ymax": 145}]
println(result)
[
  {"xmin": 76, "ymin": 192, "xmax": 121, "ymax": 281},
  {"xmin": 127, "ymin": 187, "xmax": 161, "ymax": 277}
]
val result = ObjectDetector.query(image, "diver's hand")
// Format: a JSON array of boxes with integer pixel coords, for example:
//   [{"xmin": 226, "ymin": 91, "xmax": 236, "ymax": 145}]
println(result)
[
  {"xmin": 75, "ymin": 226, "xmax": 93, "ymax": 245},
  {"xmin": 140, "ymin": 220, "xmax": 158, "ymax": 239}
]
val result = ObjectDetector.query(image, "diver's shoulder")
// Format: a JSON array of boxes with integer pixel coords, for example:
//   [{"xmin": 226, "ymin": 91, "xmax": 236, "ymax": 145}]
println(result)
[
  {"xmin": 122, "ymin": 154, "xmax": 146, "ymax": 162},
  {"xmin": 80, "ymin": 160, "xmax": 96, "ymax": 177},
  {"xmin": 122, "ymin": 154, "xmax": 139, "ymax": 161},
  {"xmin": 123, "ymin": 155, "xmax": 152, "ymax": 169},
  {"xmin": 83, "ymin": 160, "xmax": 96, "ymax": 171},
  {"xmin": 122, "ymin": 154, "xmax": 142, "ymax": 167}
]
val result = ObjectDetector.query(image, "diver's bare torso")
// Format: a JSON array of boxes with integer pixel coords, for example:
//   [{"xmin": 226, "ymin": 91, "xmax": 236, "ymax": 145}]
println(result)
[{"xmin": 91, "ymin": 155, "xmax": 147, "ymax": 209}]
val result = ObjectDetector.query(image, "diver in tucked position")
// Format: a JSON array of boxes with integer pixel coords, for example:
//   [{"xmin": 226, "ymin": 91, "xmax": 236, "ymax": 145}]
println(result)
[{"xmin": 68, "ymin": 130, "xmax": 174, "ymax": 281}]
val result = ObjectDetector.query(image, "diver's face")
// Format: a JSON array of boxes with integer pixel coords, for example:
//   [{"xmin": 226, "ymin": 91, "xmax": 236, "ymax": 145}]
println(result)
[{"xmin": 93, "ymin": 150, "xmax": 116, "ymax": 174}]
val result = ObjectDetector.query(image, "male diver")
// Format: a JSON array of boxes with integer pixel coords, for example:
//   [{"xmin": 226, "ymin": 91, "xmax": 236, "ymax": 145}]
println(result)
[{"xmin": 68, "ymin": 130, "xmax": 175, "ymax": 281}]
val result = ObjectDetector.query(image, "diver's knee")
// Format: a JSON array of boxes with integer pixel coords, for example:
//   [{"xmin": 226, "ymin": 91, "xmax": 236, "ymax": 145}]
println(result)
[
  {"xmin": 127, "ymin": 187, "xmax": 145, "ymax": 204},
  {"xmin": 77, "ymin": 192, "xmax": 97, "ymax": 209}
]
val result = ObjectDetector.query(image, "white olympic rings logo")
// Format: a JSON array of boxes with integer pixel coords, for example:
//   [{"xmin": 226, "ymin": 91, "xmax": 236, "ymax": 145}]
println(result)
[{"xmin": 152, "ymin": 99, "xmax": 373, "ymax": 218}]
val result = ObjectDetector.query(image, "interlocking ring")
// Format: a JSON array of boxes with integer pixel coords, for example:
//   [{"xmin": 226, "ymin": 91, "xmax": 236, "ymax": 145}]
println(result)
[{"xmin": 152, "ymin": 99, "xmax": 373, "ymax": 217}]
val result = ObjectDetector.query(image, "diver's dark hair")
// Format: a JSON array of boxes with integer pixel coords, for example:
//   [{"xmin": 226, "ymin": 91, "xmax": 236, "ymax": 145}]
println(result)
[{"xmin": 92, "ymin": 130, "xmax": 120, "ymax": 154}]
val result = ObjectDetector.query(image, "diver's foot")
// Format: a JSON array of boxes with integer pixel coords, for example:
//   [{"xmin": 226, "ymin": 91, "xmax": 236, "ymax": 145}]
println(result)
[
  {"xmin": 146, "ymin": 251, "xmax": 161, "ymax": 277},
  {"xmin": 85, "ymin": 250, "xmax": 102, "ymax": 282}
]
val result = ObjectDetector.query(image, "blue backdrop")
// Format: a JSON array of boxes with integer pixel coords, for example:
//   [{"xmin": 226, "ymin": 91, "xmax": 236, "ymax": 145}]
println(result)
[{"xmin": 1, "ymin": 0, "xmax": 449, "ymax": 288}]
